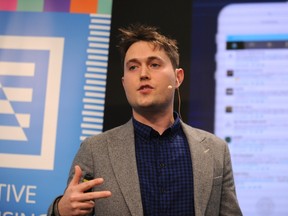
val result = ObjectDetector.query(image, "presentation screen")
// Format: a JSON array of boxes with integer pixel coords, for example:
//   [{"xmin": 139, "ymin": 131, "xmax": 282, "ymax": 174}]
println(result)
[{"xmin": 190, "ymin": 1, "xmax": 288, "ymax": 215}]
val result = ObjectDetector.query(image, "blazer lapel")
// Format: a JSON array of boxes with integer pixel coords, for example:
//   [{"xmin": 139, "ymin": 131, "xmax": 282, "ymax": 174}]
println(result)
[
  {"xmin": 107, "ymin": 120, "xmax": 143, "ymax": 216},
  {"xmin": 182, "ymin": 123, "xmax": 214, "ymax": 216}
]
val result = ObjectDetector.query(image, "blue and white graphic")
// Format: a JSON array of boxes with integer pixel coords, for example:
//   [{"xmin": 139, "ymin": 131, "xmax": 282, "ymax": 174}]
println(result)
[
  {"xmin": 0, "ymin": 36, "xmax": 64, "ymax": 170},
  {"xmin": 0, "ymin": 11, "xmax": 111, "ymax": 214}
]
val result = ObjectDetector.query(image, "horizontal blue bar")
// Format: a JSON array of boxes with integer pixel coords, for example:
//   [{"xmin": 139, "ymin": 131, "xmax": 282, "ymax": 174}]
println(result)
[
  {"xmin": 0, "ymin": 114, "xmax": 19, "ymax": 126},
  {"xmin": 227, "ymin": 34, "xmax": 288, "ymax": 42}
]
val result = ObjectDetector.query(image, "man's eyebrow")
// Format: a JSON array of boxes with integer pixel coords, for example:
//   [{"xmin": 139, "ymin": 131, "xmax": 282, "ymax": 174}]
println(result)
[
  {"xmin": 126, "ymin": 58, "xmax": 139, "ymax": 64},
  {"xmin": 147, "ymin": 56, "xmax": 164, "ymax": 62},
  {"xmin": 126, "ymin": 56, "xmax": 163, "ymax": 64}
]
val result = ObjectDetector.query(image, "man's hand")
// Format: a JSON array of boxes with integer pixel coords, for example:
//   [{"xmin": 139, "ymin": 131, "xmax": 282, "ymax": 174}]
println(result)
[{"xmin": 58, "ymin": 165, "xmax": 112, "ymax": 216}]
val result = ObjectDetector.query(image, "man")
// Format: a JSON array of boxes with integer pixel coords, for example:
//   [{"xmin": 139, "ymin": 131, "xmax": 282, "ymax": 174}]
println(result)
[{"xmin": 48, "ymin": 24, "xmax": 242, "ymax": 216}]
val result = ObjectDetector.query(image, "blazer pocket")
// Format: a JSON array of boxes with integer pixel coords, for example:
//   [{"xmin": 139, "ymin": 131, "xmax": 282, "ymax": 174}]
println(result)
[{"xmin": 213, "ymin": 176, "xmax": 223, "ymax": 186}]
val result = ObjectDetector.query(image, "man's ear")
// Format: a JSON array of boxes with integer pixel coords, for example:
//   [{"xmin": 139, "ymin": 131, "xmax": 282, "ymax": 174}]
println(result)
[{"xmin": 175, "ymin": 68, "xmax": 184, "ymax": 88}]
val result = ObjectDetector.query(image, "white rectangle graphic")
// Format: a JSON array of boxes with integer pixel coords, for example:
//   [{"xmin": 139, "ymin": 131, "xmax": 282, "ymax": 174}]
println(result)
[{"xmin": 0, "ymin": 36, "xmax": 64, "ymax": 170}]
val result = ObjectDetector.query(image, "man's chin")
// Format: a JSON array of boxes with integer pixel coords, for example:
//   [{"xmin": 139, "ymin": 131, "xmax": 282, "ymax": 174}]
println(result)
[{"xmin": 134, "ymin": 104, "xmax": 164, "ymax": 113}]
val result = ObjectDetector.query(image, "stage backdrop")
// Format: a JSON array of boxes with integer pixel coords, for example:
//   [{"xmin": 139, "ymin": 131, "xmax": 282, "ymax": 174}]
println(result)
[{"xmin": 0, "ymin": 0, "xmax": 113, "ymax": 214}]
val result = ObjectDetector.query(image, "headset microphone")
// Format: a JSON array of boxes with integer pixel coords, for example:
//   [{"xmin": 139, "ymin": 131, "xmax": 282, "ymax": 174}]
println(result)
[{"xmin": 168, "ymin": 79, "xmax": 182, "ymax": 119}]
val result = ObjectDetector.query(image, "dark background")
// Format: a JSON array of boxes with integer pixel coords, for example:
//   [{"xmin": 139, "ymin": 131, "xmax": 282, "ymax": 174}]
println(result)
[{"xmin": 104, "ymin": 0, "xmax": 285, "ymax": 133}]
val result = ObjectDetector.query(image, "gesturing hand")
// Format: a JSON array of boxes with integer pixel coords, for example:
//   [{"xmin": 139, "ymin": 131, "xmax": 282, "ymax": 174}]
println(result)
[{"xmin": 58, "ymin": 165, "xmax": 112, "ymax": 216}]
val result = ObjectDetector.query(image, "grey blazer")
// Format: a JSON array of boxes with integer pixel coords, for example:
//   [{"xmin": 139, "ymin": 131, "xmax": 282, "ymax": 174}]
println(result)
[{"xmin": 48, "ymin": 120, "xmax": 242, "ymax": 216}]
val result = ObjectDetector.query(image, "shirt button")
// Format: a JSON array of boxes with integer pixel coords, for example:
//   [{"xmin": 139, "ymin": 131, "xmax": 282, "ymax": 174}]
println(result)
[{"xmin": 159, "ymin": 163, "xmax": 166, "ymax": 168}]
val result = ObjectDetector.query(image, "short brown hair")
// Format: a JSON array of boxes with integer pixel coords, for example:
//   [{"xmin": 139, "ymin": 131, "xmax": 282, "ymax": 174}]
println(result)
[{"xmin": 117, "ymin": 24, "xmax": 179, "ymax": 69}]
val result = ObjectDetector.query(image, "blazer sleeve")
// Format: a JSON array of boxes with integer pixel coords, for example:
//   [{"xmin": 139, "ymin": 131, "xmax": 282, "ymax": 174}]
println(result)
[
  {"xmin": 219, "ymin": 144, "xmax": 243, "ymax": 216},
  {"xmin": 201, "ymin": 137, "xmax": 243, "ymax": 216},
  {"xmin": 199, "ymin": 136, "xmax": 243, "ymax": 216}
]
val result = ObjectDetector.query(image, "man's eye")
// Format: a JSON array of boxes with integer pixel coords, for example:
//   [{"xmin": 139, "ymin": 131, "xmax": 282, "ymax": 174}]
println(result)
[
  {"xmin": 150, "ymin": 63, "xmax": 160, "ymax": 68},
  {"xmin": 129, "ymin": 65, "xmax": 137, "ymax": 71}
]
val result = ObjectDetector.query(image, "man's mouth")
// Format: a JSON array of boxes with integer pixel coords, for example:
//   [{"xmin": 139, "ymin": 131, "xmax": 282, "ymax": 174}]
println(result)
[{"xmin": 138, "ymin": 85, "xmax": 153, "ymax": 91}]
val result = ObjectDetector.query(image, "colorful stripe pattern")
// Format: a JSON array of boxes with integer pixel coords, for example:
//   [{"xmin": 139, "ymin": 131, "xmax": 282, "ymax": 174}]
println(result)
[{"xmin": 0, "ymin": 0, "xmax": 112, "ymax": 14}]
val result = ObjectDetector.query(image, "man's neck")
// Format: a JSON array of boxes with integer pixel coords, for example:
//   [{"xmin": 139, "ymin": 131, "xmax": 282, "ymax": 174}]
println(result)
[{"xmin": 132, "ymin": 110, "xmax": 175, "ymax": 135}]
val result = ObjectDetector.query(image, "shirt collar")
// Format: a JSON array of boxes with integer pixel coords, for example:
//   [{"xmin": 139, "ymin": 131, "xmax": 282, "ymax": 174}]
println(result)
[{"xmin": 133, "ymin": 112, "xmax": 181, "ymax": 139}]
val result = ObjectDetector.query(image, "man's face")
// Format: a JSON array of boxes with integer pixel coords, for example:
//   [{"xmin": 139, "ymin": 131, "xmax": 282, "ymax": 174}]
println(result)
[{"xmin": 122, "ymin": 41, "xmax": 182, "ymax": 114}]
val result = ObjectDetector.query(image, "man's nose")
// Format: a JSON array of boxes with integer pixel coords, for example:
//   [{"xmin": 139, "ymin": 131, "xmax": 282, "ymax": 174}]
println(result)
[{"xmin": 140, "ymin": 66, "xmax": 150, "ymax": 80}]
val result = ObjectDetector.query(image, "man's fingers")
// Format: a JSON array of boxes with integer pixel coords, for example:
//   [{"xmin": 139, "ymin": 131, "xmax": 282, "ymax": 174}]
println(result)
[
  {"xmin": 70, "ymin": 165, "xmax": 82, "ymax": 186},
  {"xmin": 68, "ymin": 167, "xmax": 112, "ymax": 200},
  {"xmin": 79, "ymin": 190, "xmax": 112, "ymax": 202},
  {"xmin": 80, "ymin": 177, "xmax": 104, "ymax": 192},
  {"xmin": 94, "ymin": 190, "xmax": 112, "ymax": 199}
]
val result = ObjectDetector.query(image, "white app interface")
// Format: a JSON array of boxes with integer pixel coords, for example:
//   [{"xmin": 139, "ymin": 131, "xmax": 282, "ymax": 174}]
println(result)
[{"xmin": 215, "ymin": 3, "xmax": 288, "ymax": 216}]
